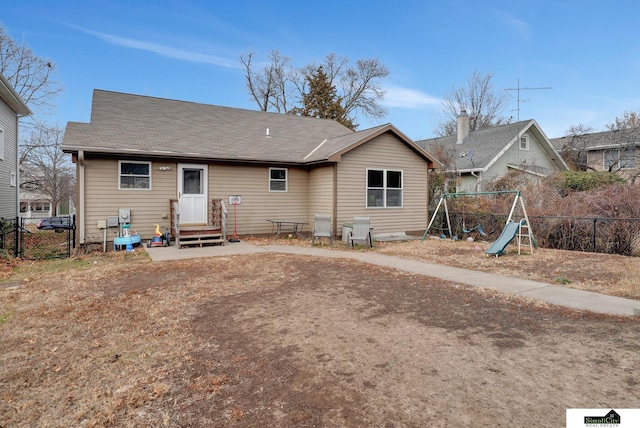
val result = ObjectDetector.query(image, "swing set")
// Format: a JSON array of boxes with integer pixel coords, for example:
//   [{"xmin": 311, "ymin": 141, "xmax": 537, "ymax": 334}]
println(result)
[{"xmin": 421, "ymin": 190, "xmax": 535, "ymax": 256}]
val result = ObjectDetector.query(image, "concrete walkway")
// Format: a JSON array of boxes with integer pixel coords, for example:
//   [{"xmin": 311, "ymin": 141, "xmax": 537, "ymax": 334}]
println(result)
[{"xmin": 145, "ymin": 241, "xmax": 640, "ymax": 317}]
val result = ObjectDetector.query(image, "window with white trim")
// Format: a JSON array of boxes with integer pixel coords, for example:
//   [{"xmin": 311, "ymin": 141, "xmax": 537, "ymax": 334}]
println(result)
[
  {"xmin": 604, "ymin": 147, "xmax": 635, "ymax": 170},
  {"xmin": 519, "ymin": 134, "xmax": 529, "ymax": 151},
  {"xmin": 269, "ymin": 167, "xmax": 287, "ymax": 192},
  {"xmin": 119, "ymin": 161, "xmax": 151, "ymax": 189},
  {"xmin": 367, "ymin": 169, "xmax": 403, "ymax": 208},
  {"xmin": 10, "ymin": 171, "xmax": 16, "ymax": 187}
]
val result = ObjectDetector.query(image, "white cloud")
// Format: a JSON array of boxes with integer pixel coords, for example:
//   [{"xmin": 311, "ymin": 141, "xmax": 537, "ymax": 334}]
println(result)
[
  {"xmin": 382, "ymin": 85, "xmax": 442, "ymax": 108},
  {"xmin": 503, "ymin": 13, "xmax": 530, "ymax": 38},
  {"xmin": 76, "ymin": 27, "xmax": 241, "ymax": 69}
]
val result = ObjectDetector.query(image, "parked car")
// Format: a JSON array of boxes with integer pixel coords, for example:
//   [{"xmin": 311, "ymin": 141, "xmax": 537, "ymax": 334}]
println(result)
[{"xmin": 36, "ymin": 217, "xmax": 74, "ymax": 231}]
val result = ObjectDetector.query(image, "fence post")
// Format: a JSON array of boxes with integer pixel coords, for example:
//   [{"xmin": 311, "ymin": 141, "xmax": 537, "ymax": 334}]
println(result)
[
  {"xmin": 592, "ymin": 218, "xmax": 597, "ymax": 253},
  {"xmin": 14, "ymin": 216, "xmax": 19, "ymax": 258}
]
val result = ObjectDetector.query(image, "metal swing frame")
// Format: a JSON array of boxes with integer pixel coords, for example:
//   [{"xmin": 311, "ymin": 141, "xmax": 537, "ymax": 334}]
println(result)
[{"xmin": 421, "ymin": 190, "xmax": 535, "ymax": 255}]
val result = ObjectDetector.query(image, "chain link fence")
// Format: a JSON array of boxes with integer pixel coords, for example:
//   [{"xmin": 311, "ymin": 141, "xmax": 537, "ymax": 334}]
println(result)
[
  {"xmin": 427, "ymin": 211, "xmax": 640, "ymax": 256},
  {"xmin": 0, "ymin": 216, "xmax": 75, "ymax": 260}
]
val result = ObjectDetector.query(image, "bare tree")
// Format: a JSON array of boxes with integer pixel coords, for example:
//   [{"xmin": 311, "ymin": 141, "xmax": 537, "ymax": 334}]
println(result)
[
  {"xmin": 559, "ymin": 124, "xmax": 594, "ymax": 171},
  {"xmin": 435, "ymin": 70, "xmax": 511, "ymax": 137},
  {"xmin": 20, "ymin": 123, "xmax": 74, "ymax": 216},
  {"xmin": 241, "ymin": 51, "xmax": 389, "ymax": 129},
  {"xmin": 240, "ymin": 50, "xmax": 293, "ymax": 113},
  {"xmin": 0, "ymin": 25, "xmax": 62, "ymax": 115},
  {"xmin": 603, "ymin": 113, "xmax": 640, "ymax": 183},
  {"xmin": 607, "ymin": 110, "xmax": 640, "ymax": 131}
]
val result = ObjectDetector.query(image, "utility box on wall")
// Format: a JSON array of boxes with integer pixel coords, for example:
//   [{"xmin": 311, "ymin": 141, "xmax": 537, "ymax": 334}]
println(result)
[
  {"xmin": 118, "ymin": 209, "xmax": 131, "ymax": 224},
  {"xmin": 107, "ymin": 216, "xmax": 119, "ymax": 227}
]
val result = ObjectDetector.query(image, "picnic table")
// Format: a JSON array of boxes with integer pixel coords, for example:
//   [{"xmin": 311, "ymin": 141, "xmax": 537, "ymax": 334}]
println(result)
[{"xmin": 266, "ymin": 219, "xmax": 309, "ymax": 239}]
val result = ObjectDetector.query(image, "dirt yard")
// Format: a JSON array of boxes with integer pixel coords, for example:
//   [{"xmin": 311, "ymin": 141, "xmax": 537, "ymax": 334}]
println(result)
[{"xmin": 1, "ymin": 240, "xmax": 639, "ymax": 426}]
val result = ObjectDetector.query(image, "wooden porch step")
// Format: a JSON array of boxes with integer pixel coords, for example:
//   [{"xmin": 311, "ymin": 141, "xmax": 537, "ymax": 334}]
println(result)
[
  {"xmin": 179, "ymin": 238, "xmax": 226, "ymax": 248},
  {"xmin": 178, "ymin": 233, "xmax": 226, "ymax": 248}
]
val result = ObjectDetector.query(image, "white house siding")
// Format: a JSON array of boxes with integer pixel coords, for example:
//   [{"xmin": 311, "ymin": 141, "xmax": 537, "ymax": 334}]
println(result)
[
  {"xmin": 82, "ymin": 158, "xmax": 176, "ymax": 244},
  {"xmin": 0, "ymin": 100, "xmax": 18, "ymax": 218},
  {"xmin": 336, "ymin": 133, "xmax": 428, "ymax": 235},
  {"xmin": 308, "ymin": 165, "xmax": 335, "ymax": 228},
  {"xmin": 209, "ymin": 164, "xmax": 310, "ymax": 236}
]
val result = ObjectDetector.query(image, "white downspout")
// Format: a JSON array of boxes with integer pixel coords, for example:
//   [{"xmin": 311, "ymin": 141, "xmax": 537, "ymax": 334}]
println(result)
[
  {"xmin": 471, "ymin": 171, "xmax": 481, "ymax": 192},
  {"xmin": 78, "ymin": 150, "xmax": 85, "ymax": 245}
]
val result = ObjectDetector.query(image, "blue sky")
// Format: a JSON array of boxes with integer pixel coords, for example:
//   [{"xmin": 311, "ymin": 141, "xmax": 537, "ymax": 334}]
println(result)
[{"xmin": 3, "ymin": 0, "xmax": 640, "ymax": 139}]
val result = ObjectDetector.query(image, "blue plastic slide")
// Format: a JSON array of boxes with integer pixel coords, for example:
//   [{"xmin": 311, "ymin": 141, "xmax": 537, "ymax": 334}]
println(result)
[{"xmin": 486, "ymin": 221, "xmax": 520, "ymax": 256}]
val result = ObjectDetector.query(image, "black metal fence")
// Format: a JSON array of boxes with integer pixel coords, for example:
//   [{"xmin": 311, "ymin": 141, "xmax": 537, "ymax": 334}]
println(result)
[
  {"xmin": 427, "ymin": 212, "xmax": 640, "ymax": 256},
  {"xmin": 0, "ymin": 216, "xmax": 76, "ymax": 260}
]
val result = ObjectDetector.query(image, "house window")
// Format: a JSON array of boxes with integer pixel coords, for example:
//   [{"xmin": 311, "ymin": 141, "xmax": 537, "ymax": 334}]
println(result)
[
  {"xmin": 119, "ymin": 161, "xmax": 151, "ymax": 189},
  {"xmin": 269, "ymin": 167, "xmax": 287, "ymax": 192},
  {"xmin": 605, "ymin": 147, "xmax": 636, "ymax": 170},
  {"xmin": 367, "ymin": 169, "xmax": 403, "ymax": 208},
  {"xmin": 32, "ymin": 202, "xmax": 50, "ymax": 212},
  {"xmin": 10, "ymin": 171, "xmax": 16, "ymax": 187},
  {"xmin": 519, "ymin": 134, "xmax": 529, "ymax": 151}
]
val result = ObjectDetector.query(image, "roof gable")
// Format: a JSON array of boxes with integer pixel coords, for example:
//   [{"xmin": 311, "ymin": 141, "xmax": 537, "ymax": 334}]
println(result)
[{"xmin": 416, "ymin": 120, "xmax": 567, "ymax": 172}]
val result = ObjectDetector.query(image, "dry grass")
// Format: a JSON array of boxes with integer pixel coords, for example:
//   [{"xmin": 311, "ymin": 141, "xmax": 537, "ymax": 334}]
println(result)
[
  {"xmin": 245, "ymin": 235, "xmax": 640, "ymax": 301},
  {"xmin": 0, "ymin": 241, "xmax": 638, "ymax": 426}
]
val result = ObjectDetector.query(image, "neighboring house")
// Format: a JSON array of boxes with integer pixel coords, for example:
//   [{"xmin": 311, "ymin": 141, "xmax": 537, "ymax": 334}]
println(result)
[
  {"xmin": 416, "ymin": 111, "xmax": 568, "ymax": 192},
  {"xmin": 551, "ymin": 128, "xmax": 640, "ymax": 184},
  {"xmin": 61, "ymin": 89, "xmax": 439, "ymax": 247},
  {"xmin": 0, "ymin": 73, "xmax": 31, "ymax": 218},
  {"xmin": 19, "ymin": 165, "xmax": 76, "ymax": 219}
]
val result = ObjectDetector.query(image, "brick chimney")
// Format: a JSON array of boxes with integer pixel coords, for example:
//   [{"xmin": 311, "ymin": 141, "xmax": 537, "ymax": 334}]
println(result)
[{"xmin": 457, "ymin": 110, "xmax": 469, "ymax": 144}]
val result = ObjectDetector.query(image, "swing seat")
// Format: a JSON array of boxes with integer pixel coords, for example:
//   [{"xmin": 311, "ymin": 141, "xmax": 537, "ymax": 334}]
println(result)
[
  {"xmin": 463, "ymin": 223, "xmax": 488, "ymax": 236},
  {"xmin": 477, "ymin": 223, "xmax": 487, "ymax": 236},
  {"xmin": 462, "ymin": 225, "xmax": 478, "ymax": 234}
]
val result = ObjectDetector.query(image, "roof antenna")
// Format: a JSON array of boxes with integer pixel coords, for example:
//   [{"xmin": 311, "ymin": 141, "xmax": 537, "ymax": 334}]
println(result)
[{"xmin": 505, "ymin": 78, "xmax": 551, "ymax": 121}]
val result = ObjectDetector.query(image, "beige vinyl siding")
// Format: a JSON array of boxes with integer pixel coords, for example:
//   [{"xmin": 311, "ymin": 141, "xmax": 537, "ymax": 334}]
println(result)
[
  {"xmin": 210, "ymin": 164, "xmax": 310, "ymax": 235},
  {"xmin": 308, "ymin": 165, "xmax": 335, "ymax": 228},
  {"xmin": 82, "ymin": 158, "xmax": 176, "ymax": 243},
  {"xmin": 336, "ymin": 134, "xmax": 428, "ymax": 235},
  {"xmin": 0, "ymin": 100, "xmax": 18, "ymax": 218}
]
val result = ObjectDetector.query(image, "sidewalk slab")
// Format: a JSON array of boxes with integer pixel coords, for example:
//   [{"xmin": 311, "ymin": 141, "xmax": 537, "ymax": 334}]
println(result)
[{"xmin": 144, "ymin": 242, "xmax": 640, "ymax": 317}]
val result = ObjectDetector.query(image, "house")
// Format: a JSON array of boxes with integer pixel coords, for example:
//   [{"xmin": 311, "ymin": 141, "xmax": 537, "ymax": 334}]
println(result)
[
  {"xmin": 61, "ymin": 89, "xmax": 439, "ymax": 247},
  {"xmin": 551, "ymin": 128, "xmax": 640, "ymax": 184},
  {"xmin": 0, "ymin": 73, "xmax": 31, "ymax": 219},
  {"xmin": 416, "ymin": 111, "xmax": 569, "ymax": 192}
]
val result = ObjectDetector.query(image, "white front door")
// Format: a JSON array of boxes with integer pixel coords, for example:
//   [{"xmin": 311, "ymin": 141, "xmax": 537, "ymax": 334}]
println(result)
[{"xmin": 178, "ymin": 164, "xmax": 208, "ymax": 225}]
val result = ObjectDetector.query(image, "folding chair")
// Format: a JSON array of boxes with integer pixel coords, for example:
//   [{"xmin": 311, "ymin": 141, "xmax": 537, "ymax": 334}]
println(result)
[
  {"xmin": 311, "ymin": 214, "xmax": 333, "ymax": 245},
  {"xmin": 348, "ymin": 216, "xmax": 373, "ymax": 248}
]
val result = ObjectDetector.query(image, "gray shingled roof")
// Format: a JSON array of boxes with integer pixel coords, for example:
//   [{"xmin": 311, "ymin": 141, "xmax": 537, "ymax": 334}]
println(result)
[
  {"xmin": 62, "ymin": 90, "xmax": 432, "ymax": 165},
  {"xmin": 415, "ymin": 120, "xmax": 566, "ymax": 172},
  {"xmin": 550, "ymin": 128, "xmax": 640, "ymax": 151}
]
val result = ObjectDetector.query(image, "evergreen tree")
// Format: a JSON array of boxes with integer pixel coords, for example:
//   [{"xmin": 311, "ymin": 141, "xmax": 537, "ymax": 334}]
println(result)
[{"xmin": 291, "ymin": 66, "xmax": 355, "ymax": 130}]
